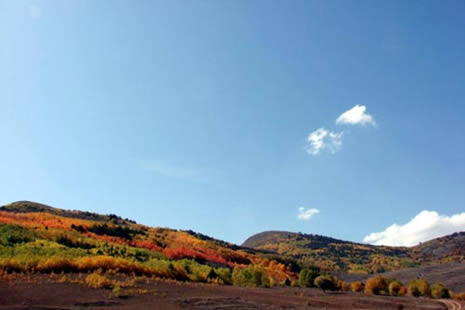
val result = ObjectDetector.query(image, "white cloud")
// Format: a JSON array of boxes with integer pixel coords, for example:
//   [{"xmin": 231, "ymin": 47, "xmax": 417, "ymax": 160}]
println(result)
[
  {"xmin": 298, "ymin": 207, "xmax": 320, "ymax": 221},
  {"xmin": 363, "ymin": 210, "xmax": 465, "ymax": 246},
  {"xmin": 336, "ymin": 105, "xmax": 376, "ymax": 126},
  {"xmin": 306, "ymin": 128, "xmax": 343, "ymax": 155},
  {"xmin": 28, "ymin": 5, "xmax": 42, "ymax": 18}
]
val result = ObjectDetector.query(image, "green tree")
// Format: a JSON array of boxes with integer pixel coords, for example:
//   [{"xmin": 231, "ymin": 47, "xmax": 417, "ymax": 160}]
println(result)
[
  {"xmin": 232, "ymin": 266, "xmax": 270, "ymax": 288},
  {"xmin": 215, "ymin": 268, "xmax": 232, "ymax": 285},
  {"xmin": 314, "ymin": 275, "xmax": 336, "ymax": 292},
  {"xmin": 298, "ymin": 268, "xmax": 319, "ymax": 288},
  {"xmin": 0, "ymin": 224, "xmax": 36, "ymax": 246}
]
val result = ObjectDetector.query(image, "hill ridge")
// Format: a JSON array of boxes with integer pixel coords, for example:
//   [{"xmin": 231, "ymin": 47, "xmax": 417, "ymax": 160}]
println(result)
[
  {"xmin": 243, "ymin": 230, "xmax": 379, "ymax": 249},
  {"xmin": 1, "ymin": 201, "xmax": 464, "ymax": 277},
  {"xmin": 1, "ymin": 200, "xmax": 136, "ymax": 224},
  {"xmin": 241, "ymin": 230, "xmax": 465, "ymax": 274}
]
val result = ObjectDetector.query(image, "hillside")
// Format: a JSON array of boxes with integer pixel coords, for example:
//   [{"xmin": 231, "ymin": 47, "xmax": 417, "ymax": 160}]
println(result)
[
  {"xmin": 0, "ymin": 201, "xmax": 298, "ymax": 287},
  {"xmin": 242, "ymin": 231, "xmax": 414, "ymax": 273},
  {"xmin": 242, "ymin": 231, "xmax": 465, "ymax": 274},
  {"xmin": 339, "ymin": 262, "xmax": 465, "ymax": 293},
  {"xmin": 410, "ymin": 232, "xmax": 465, "ymax": 262},
  {"xmin": 2, "ymin": 201, "xmax": 464, "ymax": 294}
]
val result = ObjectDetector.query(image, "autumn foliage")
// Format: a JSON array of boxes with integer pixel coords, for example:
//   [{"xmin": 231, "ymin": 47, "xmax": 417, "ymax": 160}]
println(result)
[
  {"xmin": 364, "ymin": 275, "xmax": 387, "ymax": 295},
  {"xmin": 431, "ymin": 282, "xmax": 450, "ymax": 299},
  {"xmin": 0, "ymin": 206, "xmax": 296, "ymax": 287},
  {"xmin": 408, "ymin": 279, "xmax": 431, "ymax": 297},
  {"xmin": 351, "ymin": 281, "xmax": 364, "ymax": 292},
  {"xmin": 0, "ymin": 203, "xmax": 459, "ymax": 297},
  {"xmin": 388, "ymin": 280, "xmax": 403, "ymax": 296}
]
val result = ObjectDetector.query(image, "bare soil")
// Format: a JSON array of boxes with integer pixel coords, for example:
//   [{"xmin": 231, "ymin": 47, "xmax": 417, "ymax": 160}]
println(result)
[{"xmin": 0, "ymin": 277, "xmax": 457, "ymax": 310}]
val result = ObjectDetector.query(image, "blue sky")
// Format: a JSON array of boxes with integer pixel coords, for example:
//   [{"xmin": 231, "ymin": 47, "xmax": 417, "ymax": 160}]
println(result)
[{"xmin": 1, "ymin": 0, "xmax": 464, "ymax": 246}]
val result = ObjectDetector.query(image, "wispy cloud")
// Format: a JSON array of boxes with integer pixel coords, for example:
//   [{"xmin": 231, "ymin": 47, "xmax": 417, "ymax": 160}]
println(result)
[
  {"xmin": 305, "ymin": 105, "xmax": 376, "ymax": 156},
  {"xmin": 306, "ymin": 128, "xmax": 343, "ymax": 155},
  {"xmin": 363, "ymin": 210, "xmax": 465, "ymax": 246},
  {"xmin": 336, "ymin": 105, "xmax": 376, "ymax": 126},
  {"xmin": 298, "ymin": 207, "xmax": 320, "ymax": 221},
  {"xmin": 138, "ymin": 160, "xmax": 207, "ymax": 182},
  {"xmin": 28, "ymin": 5, "xmax": 42, "ymax": 18}
]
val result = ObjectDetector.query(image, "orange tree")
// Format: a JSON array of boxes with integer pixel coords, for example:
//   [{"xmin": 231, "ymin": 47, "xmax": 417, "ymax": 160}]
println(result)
[
  {"xmin": 364, "ymin": 275, "xmax": 387, "ymax": 295},
  {"xmin": 351, "ymin": 281, "xmax": 364, "ymax": 292}
]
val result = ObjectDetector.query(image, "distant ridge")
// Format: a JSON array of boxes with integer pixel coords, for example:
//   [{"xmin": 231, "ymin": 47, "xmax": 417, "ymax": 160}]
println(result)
[
  {"xmin": 0, "ymin": 200, "xmax": 135, "ymax": 224},
  {"xmin": 242, "ymin": 230, "xmax": 465, "ymax": 273},
  {"xmin": 243, "ymin": 230, "xmax": 364, "ymax": 249}
]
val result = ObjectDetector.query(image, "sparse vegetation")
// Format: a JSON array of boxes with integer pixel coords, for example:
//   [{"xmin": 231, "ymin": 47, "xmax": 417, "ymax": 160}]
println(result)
[{"xmin": 85, "ymin": 272, "xmax": 114, "ymax": 289}]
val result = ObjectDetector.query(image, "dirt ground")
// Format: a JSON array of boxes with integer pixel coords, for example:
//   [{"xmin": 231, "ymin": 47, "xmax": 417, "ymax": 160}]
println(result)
[{"xmin": 0, "ymin": 277, "xmax": 458, "ymax": 310}]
